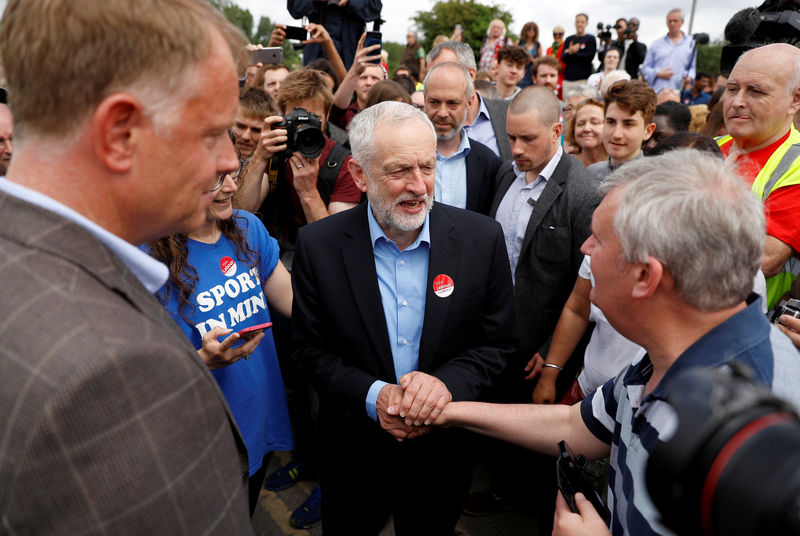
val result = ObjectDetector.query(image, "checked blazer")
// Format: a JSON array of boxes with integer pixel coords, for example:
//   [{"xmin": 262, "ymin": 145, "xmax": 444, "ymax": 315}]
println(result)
[{"xmin": 0, "ymin": 192, "xmax": 253, "ymax": 535}]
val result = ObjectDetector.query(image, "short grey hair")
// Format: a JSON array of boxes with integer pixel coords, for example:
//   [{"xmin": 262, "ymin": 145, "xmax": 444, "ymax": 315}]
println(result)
[
  {"xmin": 423, "ymin": 62, "xmax": 474, "ymax": 101},
  {"xmin": 600, "ymin": 149, "xmax": 764, "ymax": 311},
  {"xmin": 600, "ymin": 70, "xmax": 632, "ymax": 97},
  {"xmin": 564, "ymin": 84, "xmax": 600, "ymax": 101},
  {"xmin": 426, "ymin": 41, "xmax": 476, "ymax": 71},
  {"xmin": 347, "ymin": 101, "xmax": 435, "ymax": 174},
  {"xmin": 668, "ymin": 8, "xmax": 684, "ymax": 21}
]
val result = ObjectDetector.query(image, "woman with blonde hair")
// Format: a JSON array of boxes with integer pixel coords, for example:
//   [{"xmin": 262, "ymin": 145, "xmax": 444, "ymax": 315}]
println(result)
[{"xmin": 566, "ymin": 99, "xmax": 607, "ymax": 167}]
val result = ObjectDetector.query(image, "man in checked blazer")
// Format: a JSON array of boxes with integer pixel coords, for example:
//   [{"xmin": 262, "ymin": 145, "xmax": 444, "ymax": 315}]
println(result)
[{"xmin": 0, "ymin": 1, "xmax": 255, "ymax": 533}]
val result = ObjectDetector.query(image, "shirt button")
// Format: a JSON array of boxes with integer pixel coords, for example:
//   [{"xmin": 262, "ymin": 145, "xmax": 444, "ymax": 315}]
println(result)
[
  {"xmin": 400, "ymin": 260, "xmax": 405, "ymax": 266},
  {"xmin": 402, "ymin": 338, "xmax": 408, "ymax": 345},
  {"xmin": 402, "ymin": 300, "xmax": 408, "ymax": 306}
]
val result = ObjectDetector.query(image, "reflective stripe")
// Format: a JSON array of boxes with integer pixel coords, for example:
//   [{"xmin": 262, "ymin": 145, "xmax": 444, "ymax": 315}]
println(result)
[
  {"xmin": 761, "ymin": 143, "xmax": 800, "ymax": 202},
  {"xmin": 717, "ymin": 129, "xmax": 800, "ymax": 309}
]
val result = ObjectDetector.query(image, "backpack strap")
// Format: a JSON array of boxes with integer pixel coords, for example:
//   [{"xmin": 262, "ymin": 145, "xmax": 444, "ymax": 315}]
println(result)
[{"xmin": 317, "ymin": 142, "xmax": 350, "ymax": 206}]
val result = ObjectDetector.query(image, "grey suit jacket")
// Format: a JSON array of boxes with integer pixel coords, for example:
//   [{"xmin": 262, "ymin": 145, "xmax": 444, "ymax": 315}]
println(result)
[
  {"xmin": 0, "ymin": 193, "xmax": 253, "ymax": 535},
  {"xmin": 490, "ymin": 153, "xmax": 600, "ymax": 374},
  {"xmin": 483, "ymin": 97, "xmax": 512, "ymax": 162}
]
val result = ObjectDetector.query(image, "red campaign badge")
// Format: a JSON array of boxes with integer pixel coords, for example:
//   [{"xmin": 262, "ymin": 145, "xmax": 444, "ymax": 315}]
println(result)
[
  {"xmin": 220, "ymin": 256, "xmax": 237, "ymax": 277},
  {"xmin": 433, "ymin": 274, "xmax": 455, "ymax": 298}
]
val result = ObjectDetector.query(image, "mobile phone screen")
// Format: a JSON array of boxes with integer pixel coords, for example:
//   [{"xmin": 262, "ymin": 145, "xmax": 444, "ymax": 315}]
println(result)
[{"xmin": 364, "ymin": 31, "xmax": 382, "ymax": 64}]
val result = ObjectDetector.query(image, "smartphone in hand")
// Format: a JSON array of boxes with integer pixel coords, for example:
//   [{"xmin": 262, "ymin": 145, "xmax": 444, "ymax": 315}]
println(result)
[
  {"xmin": 284, "ymin": 25, "xmax": 309, "ymax": 41},
  {"xmin": 364, "ymin": 31, "xmax": 382, "ymax": 64},
  {"xmin": 237, "ymin": 322, "xmax": 273, "ymax": 336}
]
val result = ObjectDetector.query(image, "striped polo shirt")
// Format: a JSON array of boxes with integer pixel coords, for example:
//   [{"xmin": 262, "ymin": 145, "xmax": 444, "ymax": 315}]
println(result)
[{"xmin": 579, "ymin": 294, "xmax": 800, "ymax": 535}]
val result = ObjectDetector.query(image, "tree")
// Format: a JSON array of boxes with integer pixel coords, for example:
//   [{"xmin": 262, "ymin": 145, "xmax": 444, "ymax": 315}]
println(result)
[
  {"xmin": 222, "ymin": 4, "xmax": 254, "ymax": 41},
  {"xmin": 382, "ymin": 41, "xmax": 404, "ymax": 77},
  {"xmin": 252, "ymin": 16, "xmax": 274, "ymax": 45},
  {"xmin": 697, "ymin": 40, "xmax": 724, "ymax": 76},
  {"xmin": 412, "ymin": 0, "xmax": 514, "ymax": 67}
]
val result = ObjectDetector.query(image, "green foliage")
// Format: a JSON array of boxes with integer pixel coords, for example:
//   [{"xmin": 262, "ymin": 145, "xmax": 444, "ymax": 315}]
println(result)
[
  {"xmin": 412, "ymin": 0, "xmax": 514, "ymax": 65},
  {"xmin": 253, "ymin": 16, "xmax": 274, "ymax": 45},
  {"xmin": 222, "ymin": 4, "xmax": 254, "ymax": 40},
  {"xmin": 697, "ymin": 40, "xmax": 724, "ymax": 76},
  {"xmin": 383, "ymin": 41, "xmax": 405, "ymax": 76}
]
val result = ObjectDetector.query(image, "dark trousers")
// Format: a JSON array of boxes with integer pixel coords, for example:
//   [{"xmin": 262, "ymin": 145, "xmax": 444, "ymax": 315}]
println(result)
[
  {"xmin": 319, "ymin": 409, "xmax": 474, "ymax": 536},
  {"xmin": 248, "ymin": 452, "xmax": 274, "ymax": 516}
]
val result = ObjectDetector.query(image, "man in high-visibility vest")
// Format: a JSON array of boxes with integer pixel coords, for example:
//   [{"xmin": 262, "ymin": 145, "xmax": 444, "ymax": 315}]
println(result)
[{"xmin": 717, "ymin": 43, "xmax": 800, "ymax": 310}]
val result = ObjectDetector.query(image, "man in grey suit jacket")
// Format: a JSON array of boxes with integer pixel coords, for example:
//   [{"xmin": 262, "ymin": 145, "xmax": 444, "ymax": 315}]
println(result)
[
  {"xmin": 492, "ymin": 87, "xmax": 599, "ymax": 386},
  {"xmin": 483, "ymin": 86, "xmax": 598, "ymax": 528},
  {"xmin": 0, "ymin": 1, "xmax": 254, "ymax": 533}
]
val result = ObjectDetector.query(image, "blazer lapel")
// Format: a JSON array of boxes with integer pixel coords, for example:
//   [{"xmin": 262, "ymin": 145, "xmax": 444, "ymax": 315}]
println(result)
[
  {"xmin": 519, "ymin": 161, "xmax": 567, "ymax": 256},
  {"xmin": 0, "ymin": 193, "xmax": 249, "ymax": 439},
  {"xmin": 464, "ymin": 149, "xmax": 480, "ymax": 212},
  {"xmin": 339, "ymin": 206, "xmax": 396, "ymax": 380},
  {"xmin": 489, "ymin": 164, "xmax": 516, "ymax": 217},
  {"xmin": 418, "ymin": 207, "xmax": 459, "ymax": 372}
]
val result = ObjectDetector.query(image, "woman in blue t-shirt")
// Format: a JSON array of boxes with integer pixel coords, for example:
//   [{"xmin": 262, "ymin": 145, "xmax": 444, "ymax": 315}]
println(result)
[{"xmin": 146, "ymin": 158, "xmax": 293, "ymax": 516}]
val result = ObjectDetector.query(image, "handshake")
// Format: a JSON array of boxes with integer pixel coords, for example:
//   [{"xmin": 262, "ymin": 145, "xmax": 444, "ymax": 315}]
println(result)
[{"xmin": 376, "ymin": 371, "xmax": 452, "ymax": 441}]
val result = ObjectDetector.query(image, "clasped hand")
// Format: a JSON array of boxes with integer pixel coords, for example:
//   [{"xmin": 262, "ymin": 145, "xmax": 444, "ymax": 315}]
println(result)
[{"xmin": 376, "ymin": 371, "xmax": 452, "ymax": 442}]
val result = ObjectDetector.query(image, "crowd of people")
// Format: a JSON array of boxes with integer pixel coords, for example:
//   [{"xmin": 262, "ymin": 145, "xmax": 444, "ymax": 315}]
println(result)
[{"xmin": 2, "ymin": 1, "xmax": 800, "ymax": 536}]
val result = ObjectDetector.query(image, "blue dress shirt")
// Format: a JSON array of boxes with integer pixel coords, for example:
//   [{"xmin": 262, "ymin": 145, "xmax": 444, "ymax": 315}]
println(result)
[
  {"xmin": 641, "ymin": 33, "xmax": 696, "ymax": 93},
  {"xmin": 435, "ymin": 131, "xmax": 470, "ymax": 209},
  {"xmin": 463, "ymin": 93, "xmax": 502, "ymax": 158},
  {"xmin": 495, "ymin": 147, "xmax": 563, "ymax": 283},
  {"xmin": 0, "ymin": 178, "xmax": 168, "ymax": 292},
  {"xmin": 364, "ymin": 202, "xmax": 431, "ymax": 420}
]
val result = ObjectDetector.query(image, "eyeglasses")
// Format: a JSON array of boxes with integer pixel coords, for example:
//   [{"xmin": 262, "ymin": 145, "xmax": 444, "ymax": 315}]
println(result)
[
  {"xmin": 210, "ymin": 159, "xmax": 245, "ymax": 192},
  {"xmin": 553, "ymin": 32, "xmax": 564, "ymax": 37}
]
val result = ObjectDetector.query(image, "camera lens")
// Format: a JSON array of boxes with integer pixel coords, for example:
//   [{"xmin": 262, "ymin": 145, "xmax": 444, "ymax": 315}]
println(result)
[{"xmin": 293, "ymin": 124, "xmax": 325, "ymax": 159}]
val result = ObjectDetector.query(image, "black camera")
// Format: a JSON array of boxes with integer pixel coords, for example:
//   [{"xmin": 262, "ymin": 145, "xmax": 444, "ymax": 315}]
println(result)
[
  {"xmin": 597, "ymin": 22, "xmax": 613, "ymax": 41},
  {"xmin": 646, "ymin": 362, "xmax": 800, "ymax": 536},
  {"xmin": 770, "ymin": 297, "xmax": 800, "ymax": 324},
  {"xmin": 556, "ymin": 440, "xmax": 611, "ymax": 524},
  {"xmin": 273, "ymin": 107, "xmax": 326, "ymax": 160}
]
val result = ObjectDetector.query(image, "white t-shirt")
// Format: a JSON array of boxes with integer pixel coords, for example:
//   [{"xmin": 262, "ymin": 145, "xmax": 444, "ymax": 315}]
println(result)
[{"xmin": 577, "ymin": 254, "xmax": 645, "ymax": 393}]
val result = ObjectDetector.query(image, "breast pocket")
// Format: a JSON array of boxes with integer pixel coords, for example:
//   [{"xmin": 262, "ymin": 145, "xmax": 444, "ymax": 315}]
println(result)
[{"xmin": 535, "ymin": 226, "xmax": 570, "ymax": 263}]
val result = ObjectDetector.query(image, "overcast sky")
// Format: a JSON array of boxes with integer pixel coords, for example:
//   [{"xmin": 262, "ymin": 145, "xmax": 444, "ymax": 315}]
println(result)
[
  {"xmin": 247, "ymin": 0, "xmax": 755, "ymax": 49},
  {"xmin": 0, "ymin": 0, "xmax": 756, "ymax": 57}
]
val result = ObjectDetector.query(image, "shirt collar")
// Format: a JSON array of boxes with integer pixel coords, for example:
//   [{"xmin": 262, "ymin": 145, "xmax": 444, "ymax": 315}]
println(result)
[
  {"xmin": 436, "ymin": 129, "xmax": 471, "ymax": 160},
  {"xmin": 625, "ymin": 293, "xmax": 767, "ymax": 401},
  {"xmin": 0, "ymin": 178, "xmax": 169, "ymax": 293},
  {"xmin": 511, "ymin": 145, "xmax": 563, "ymax": 183},
  {"xmin": 367, "ymin": 200, "xmax": 431, "ymax": 251},
  {"xmin": 475, "ymin": 93, "xmax": 492, "ymax": 122}
]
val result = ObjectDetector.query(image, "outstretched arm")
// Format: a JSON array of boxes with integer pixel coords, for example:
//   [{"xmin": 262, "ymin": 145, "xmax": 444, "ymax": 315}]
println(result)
[{"xmin": 436, "ymin": 400, "xmax": 609, "ymax": 460}]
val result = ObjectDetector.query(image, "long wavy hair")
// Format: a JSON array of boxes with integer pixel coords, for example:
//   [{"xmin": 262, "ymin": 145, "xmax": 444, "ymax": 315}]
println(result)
[{"xmin": 147, "ymin": 214, "xmax": 261, "ymax": 325}]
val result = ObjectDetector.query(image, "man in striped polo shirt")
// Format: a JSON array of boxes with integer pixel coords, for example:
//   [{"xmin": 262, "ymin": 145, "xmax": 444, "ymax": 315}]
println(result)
[{"xmin": 435, "ymin": 151, "xmax": 800, "ymax": 536}]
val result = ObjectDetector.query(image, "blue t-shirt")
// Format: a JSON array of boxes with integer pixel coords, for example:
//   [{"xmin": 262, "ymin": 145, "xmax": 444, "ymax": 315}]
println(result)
[{"xmin": 149, "ymin": 210, "xmax": 293, "ymax": 475}]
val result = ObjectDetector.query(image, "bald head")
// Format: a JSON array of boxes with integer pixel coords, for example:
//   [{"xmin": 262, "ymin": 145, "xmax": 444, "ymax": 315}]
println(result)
[
  {"xmin": 724, "ymin": 43, "xmax": 800, "ymax": 150},
  {"xmin": 424, "ymin": 62, "xmax": 473, "ymax": 100},
  {"xmin": 736, "ymin": 43, "xmax": 800, "ymax": 96},
  {"xmin": 508, "ymin": 85, "xmax": 560, "ymax": 126}
]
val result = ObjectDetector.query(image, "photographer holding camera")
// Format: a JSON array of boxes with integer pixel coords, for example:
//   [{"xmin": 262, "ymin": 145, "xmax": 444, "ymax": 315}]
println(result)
[{"xmin": 236, "ymin": 68, "xmax": 360, "ymax": 260}]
